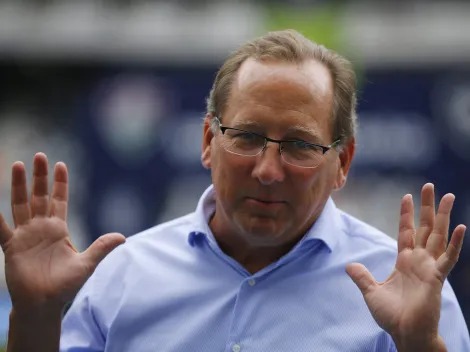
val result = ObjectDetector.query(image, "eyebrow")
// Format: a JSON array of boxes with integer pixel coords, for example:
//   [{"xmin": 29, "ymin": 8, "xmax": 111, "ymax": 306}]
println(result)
[
  {"xmin": 230, "ymin": 120, "xmax": 261, "ymax": 129},
  {"xmin": 286, "ymin": 125, "xmax": 322, "ymax": 142}
]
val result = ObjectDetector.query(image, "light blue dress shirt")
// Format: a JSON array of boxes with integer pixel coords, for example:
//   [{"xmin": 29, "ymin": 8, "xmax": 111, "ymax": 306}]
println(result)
[{"xmin": 61, "ymin": 185, "xmax": 470, "ymax": 352}]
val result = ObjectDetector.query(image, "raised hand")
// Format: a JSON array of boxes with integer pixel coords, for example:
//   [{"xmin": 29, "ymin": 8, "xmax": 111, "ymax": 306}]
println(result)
[
  {"xmin": 346, "ymin": 183, "xmax": 466, "ymax": 351},
  {"xmin": 0, "ymin": 153, "xmax": 126, "ymax": 315}
]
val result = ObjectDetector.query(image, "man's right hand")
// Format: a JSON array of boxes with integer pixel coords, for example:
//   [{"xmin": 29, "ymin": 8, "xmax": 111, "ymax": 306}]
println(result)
[{"xmin": 0, "ymin": 152, "xmax": 126, "ymax": 315}]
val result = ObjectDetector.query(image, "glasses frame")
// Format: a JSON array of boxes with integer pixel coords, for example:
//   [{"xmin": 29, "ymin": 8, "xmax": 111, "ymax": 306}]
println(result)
[{"xmin": 214, "ymin": 117, "xmax": 342, "ymax": 169}]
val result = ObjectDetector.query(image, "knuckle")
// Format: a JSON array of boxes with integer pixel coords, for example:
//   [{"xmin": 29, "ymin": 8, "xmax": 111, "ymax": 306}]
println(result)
[
  {"xmin": 399, "ymin": 224, "xmax": 412, "ymax": 233},
  {"xmin": 419, "ymin": 225, "xmax": 433, "ymax": 234},
  {"xmin": 95, "ymin": 237, "xmax": 109, "ymax": 252}
]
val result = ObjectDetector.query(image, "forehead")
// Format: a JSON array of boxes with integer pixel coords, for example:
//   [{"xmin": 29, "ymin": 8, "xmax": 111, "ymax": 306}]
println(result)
[{"xmin": 225, "ymin": 58, "xmax": 334, "ymax": 134}]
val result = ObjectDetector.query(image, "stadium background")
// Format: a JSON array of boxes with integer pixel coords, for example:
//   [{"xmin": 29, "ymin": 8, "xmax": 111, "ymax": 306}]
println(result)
[{"xmin": 0, "ymin": 0, "xmax": 469, "ymax": 348}]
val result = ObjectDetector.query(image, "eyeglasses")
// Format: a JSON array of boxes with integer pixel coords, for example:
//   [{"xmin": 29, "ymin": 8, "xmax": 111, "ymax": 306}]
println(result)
[{"xmin": 214, "ymin": 117, "xmax": 341, "ymax": 168}]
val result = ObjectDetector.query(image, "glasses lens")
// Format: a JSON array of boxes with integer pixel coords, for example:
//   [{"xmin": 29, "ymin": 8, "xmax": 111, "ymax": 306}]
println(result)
[
  {"xmin": 221, "ymin": 129, "xmax": 265, "ymax": 156},
  {"xmin": 281, "ymin": 141, "xmax": 324, "ymax": 168}
]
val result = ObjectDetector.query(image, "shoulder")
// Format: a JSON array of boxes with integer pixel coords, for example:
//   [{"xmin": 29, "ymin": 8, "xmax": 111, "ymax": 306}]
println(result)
[
  {"xmin": 335, "ymin": 209, "xmax": 398, "ymax": 281},
  {"xmin": 440, "ymin": 279, "xmax": 470, "ymax": 348},
  {"xmin": 63, "ymin": 212, "xmax": 199, "ymax": 324},
  {"xmin": 338, "ymin": 209, "xmax": 398, "ymax": 252},
  {"xmin": 86, "ymin": 212, "xmax": 198, "ymax": 289},
  {"xmin": 124, "ymin": 212, "xmax": 196, "ymax": 249},
  {"xmin": 65, "ymin": 213, "xmax": 199, "ymax": 320}
]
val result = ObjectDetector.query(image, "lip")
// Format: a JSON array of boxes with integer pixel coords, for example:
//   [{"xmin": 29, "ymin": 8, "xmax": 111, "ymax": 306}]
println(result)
[{"xmin": 244, "ymin": 197, "xmax": 286, "ymax": 210}]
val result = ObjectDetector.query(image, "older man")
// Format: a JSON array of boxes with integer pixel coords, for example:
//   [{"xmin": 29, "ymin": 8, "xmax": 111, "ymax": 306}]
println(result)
[{"xmin": 2, "ymin": 30, "xmax": 469, "ymax": 352}]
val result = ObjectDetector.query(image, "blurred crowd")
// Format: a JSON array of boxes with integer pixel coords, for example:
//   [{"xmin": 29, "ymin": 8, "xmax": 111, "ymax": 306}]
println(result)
[{"xmin": 0, "ymin": 0, "xmax": 469, "ymax": 345}]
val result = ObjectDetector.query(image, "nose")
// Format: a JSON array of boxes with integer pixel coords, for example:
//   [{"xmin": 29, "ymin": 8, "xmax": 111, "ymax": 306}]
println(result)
[{"xmin": 251, "ymin": 142, "xmax": 285, "ymax": 185}]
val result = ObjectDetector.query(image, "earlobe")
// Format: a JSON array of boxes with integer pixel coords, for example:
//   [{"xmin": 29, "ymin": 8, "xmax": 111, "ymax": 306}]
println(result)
[
  {"xmin": 333, "ymin": 154, "xmax": 347, "ymax": 190},
  {"xmin": 201, "ymin": 146, "xmax": 211, "ymax": 169},
  {"xmin": 333, "ymin": 170, "xmax": 347, "ymax": 190}
]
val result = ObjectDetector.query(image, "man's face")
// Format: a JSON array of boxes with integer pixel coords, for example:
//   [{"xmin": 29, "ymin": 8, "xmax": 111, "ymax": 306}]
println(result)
[{"xmin": 202, "ymin": 58, "xmax": 354, "ymax": 247}]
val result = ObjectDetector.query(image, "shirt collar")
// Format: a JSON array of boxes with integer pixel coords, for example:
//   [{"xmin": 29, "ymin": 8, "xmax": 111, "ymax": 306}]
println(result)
[
  {"xmin": 188, "ymin": 184, "xmax": 343, "ymax": 252},
  {"xmin": 299, "ymin": 196, "xmax": 343, "ymax": 252},
  {"xmin": 188, "ymin": 185, "xmax": 217, "ymax": 247}
]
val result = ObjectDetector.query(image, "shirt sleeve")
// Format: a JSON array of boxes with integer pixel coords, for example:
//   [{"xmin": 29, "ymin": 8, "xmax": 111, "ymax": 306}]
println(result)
[
  {"xmin": 438, "ymin": 279, "xmax": 470, "ymax": 352},
  {"xmin": 59, "ymin": 273, "xmax": 106, "ymax": 352}
]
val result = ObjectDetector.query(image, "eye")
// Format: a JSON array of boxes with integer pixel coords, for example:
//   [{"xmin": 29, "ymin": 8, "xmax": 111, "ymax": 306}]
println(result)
[
  {"xmin": 292, "ymin": 140, "xmax": 317, "ymax": 150},
  {"xmin": 232, "ymin": 132, "xmax": 257, "ymax": 140}
]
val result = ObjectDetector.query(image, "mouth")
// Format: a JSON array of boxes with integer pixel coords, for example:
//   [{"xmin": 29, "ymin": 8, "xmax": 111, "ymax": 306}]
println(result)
[
  {"xmin": 244, "ymin": 197, "xmax": 286, "ymax": 210},
  {"xmin": 248, "ymin": 197, "xmax": 285, "ymax": 204}
]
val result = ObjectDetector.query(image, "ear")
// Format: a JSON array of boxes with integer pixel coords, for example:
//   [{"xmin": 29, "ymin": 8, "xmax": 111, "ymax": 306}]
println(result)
[
  {"xmin": 201, "ymin": 113, "xmax": 215, "ymax": 169},
  {"xmin": 333, "ymin": 137, "xmax": 355, "ymax": 190}
]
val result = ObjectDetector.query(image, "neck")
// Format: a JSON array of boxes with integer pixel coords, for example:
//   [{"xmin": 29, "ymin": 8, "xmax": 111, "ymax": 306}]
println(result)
[
  {"xmin": 209, "ymin": 210, "xmax": 320, "ymax": 274},
  {"xmin": 214, "ymin": 232, "xmax": 299, "ymax": 274}
]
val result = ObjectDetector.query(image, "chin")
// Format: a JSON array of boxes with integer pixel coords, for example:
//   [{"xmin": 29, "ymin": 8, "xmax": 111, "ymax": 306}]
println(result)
[{"xmin": 237, "ymin": 216, "xmax": 287, "ymax": 244}]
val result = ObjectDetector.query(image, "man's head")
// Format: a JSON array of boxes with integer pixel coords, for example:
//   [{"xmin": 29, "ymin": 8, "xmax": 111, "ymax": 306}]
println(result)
[{"xmin": 202, "ymin": 29, "xmax": 357, "ymax": 248}]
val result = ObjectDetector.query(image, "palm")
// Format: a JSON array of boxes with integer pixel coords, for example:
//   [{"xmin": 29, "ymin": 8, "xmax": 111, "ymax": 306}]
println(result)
[
  {"xmin": 0, "ymin": 153, "xmax": 125, "ymax": 312},
  {"xmin": 346, "ymin": 184, "xmax": 466, "ymax": 345},
  {"xmin": 4, "ymin": 218, "xmax": 88, "ymax": 308},
  {"xmin": 364, "ymin": 249, "xmax": 443, "ymax": 337}
]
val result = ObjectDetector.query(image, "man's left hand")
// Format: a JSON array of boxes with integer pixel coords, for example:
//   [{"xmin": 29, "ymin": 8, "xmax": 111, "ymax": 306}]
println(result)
[{"xmin": 346, "ymin": 183, "xmax": 466, "ymax": 352}]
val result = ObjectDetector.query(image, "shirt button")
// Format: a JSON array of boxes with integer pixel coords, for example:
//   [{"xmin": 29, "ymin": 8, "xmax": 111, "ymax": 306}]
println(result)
[
  {"xmin": 248, "ymin": 279, "xmax": 256, "ymax": 286},
  {"xmin": 232, "ymin": 344, "xmax": 241, "ymax": 352}
]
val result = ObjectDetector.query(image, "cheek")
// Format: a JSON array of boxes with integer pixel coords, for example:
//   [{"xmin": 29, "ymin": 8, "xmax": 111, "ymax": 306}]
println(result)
[
  {"xmin": 218, "ymin": 152, "xmax": 254, "ymax": 176},
  {"xmin": 292, "ymin": 166, "xmax": 336, "ymax": 201},
  {"xmin": 212, "ymin": 151, "xmax": 253, "ymax": 195}
]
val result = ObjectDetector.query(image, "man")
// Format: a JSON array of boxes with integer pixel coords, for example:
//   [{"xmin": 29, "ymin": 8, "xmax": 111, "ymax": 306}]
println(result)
[{"xmin": 1, "ymin": 30, "xmax": 469, "ymax": 352}]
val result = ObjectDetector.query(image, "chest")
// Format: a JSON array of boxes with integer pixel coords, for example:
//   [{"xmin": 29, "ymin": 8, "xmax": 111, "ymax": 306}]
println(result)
[{"xmin": 102, "ymin": 273, "xmax": 394, "ymax": 352}]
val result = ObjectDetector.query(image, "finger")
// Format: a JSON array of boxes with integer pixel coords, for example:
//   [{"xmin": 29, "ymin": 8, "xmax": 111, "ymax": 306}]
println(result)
[
  {"xmin": 397, "ymin": 194, "xmax": 415, "ymax": 253},
  {"xmin": 346, "ymin": 263, "xmax": 378, "ymax": 296},
  {"xmin": 0, "ymin": 212, "xmax": 13, "ymax": 248},
  {"xmin": 10, "ymin": 162, "xmax": 31, "ymax": 227},
  {"xmin": 31, "ymin": 153, "xmax": 50, "ymax": 218},
  {"xmin": 80, "ymin": 233, "xmax": 126, "ymax": 274},
  {"xmin": 426, "ymin": 194, "xmax": 455, "ymax": 259},
  {"xmin": 50, "ymin": 162, "xmax": 68, "ymax": 221},
  {"xmin": 436, "ymin": 225, "xmax": 466, "ymax": 279},
  {"xmin": 416, "ymin": 183, "xmax": 435, "ymax": 248}
]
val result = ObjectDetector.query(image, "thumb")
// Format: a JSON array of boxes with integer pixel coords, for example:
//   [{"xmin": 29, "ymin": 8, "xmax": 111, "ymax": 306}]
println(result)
[
  {"xmin": 0, "ymin": 212, "xmax": 13, "ymax": 248},
  {"xmin": 346, "ymin": 263, "xmax": 378, "ymax": 296},
  {"xmin": 80, "ymin": 232, "xmax": 126, "ymax": 272}
]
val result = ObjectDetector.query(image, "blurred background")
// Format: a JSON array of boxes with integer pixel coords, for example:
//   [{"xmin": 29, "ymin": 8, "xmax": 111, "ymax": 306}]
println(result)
[{"xmin": 0, "ymin": 0, "xmax": 469, "ymax": 347}]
